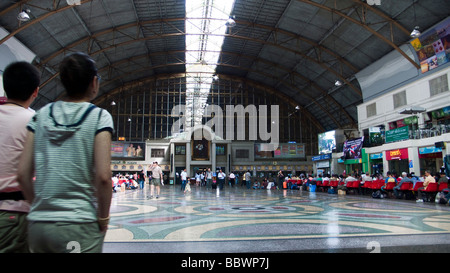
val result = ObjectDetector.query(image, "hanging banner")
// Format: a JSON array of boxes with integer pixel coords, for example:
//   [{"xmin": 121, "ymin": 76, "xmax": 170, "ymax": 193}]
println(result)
[{"xmin": 342, "ymin": 137, "xmax": 364, "ymax": 160}]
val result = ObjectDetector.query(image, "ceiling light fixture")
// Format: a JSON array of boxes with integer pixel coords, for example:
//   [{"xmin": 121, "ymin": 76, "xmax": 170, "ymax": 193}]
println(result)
[
  {"xmin": 410, "ymin": 26, "xmax": 421, "ymax": 38},
  {"xmin": 17, "ymin": 9, "xmax": 30, "ymax": 22},
  {"xmin": 111, "ymin": 101, "xmax": 116, "ymax": 106},
  {"xmin": 335, "ymin": 80, "xmax": 343, "ymax": 87},
  {"xmin": 410, "ymin": 0, "xmax": 421, "ymax": 38},
  {"xmin": 225, "ymin": 16, "xmax": 236, "ymax": 28},
  {"xmin": 366, "ymin": 0, "xmax": 381, "ymax": 5}
]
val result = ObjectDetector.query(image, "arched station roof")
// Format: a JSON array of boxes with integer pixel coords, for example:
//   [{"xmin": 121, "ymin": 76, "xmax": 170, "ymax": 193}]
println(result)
[{"xmin": 1, "ymin": 0, "xmax": 449, "ymax": 132}]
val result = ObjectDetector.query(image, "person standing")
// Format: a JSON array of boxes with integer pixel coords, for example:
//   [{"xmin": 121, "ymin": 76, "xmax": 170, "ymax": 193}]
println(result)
[
  {"xmin": 245, "ymin": 170, "xmax": 252, "ymax": 189},
  {"xmin": 277, "ymin": 170, "xmax": 284, "ymax": 190},
  {"xmin": 229, "ymin": 172, "xmax": 235, "ymax": 187},
  {"xmin": 17, "ymin": 52, "xmax": 113, "ymax": 253},
  {"xmin": 180, "ymin": 168, "xmax": 188, "ymax": 192},
  {"xmin": 148, "ymin": 161, "xmax": 163, "ymax": 199},
  {"xmin": 206, "ymin": 168, "xmax": 213, "ymax": 188},
  {"xmin": 217, "ymin": 169, "xmax": 226, "ymax": 190},
  {"xmin": 0, "ymin": 62, "xmax": 40, "ymax": 253},
  {"xmin": 137, "ymin": 169, "xmax": 146, "ymax": 190}
]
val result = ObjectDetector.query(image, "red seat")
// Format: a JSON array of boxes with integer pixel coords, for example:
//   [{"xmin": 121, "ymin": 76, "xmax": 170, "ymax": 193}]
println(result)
[
  {"xmin": 362, "ymin": 181, "xmax": 372, "ymax": 189},
  {"xmin": 399, "ymin": 182, "xmax": 413, "ymax": 191},
  {"xmin": 384, "ymin": 182, "xmax": 396, "ymax": 190},
  {"xmin": 316, "ymin": 180, "xmax": 323, "ymax": 187},
  {"xmin": 422, "ymin": 182, "xmax": 438, "ymax": 192},
  {"xmin": 411, "ymin": 182, "xmax": 424, "ymax": 191},
  {"xmin": 329, "ymin": 180, "xmax": 338, "ymax": 187},
  {"xmin": 438, "ymin": 182, "xmax": 448, "ymax": 192},
  {"xmin": 322, "ymin": 180, "xmax": 329, "ymax": 187},
  {"xmin": 371, "ymin": 180, "xmax": 384, "ymax": 190},
  {"xmin": 348, "ymin": 181, "xmax": 360, "ymax": 188}
]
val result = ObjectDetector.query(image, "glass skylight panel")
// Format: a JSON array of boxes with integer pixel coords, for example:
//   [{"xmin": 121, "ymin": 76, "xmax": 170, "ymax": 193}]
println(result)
[{"xmin": 184, "ymin": 0, "xmax": 235, "ymax": 131}]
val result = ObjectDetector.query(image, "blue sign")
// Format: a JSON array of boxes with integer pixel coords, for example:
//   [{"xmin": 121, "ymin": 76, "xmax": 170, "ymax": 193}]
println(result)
[
  {"xmin": 312, "ymin": 153, "xmax": 331, "ymax": 161},
  {"xmin": 370, "ymin": 153, "xmax": 383, "ymax": 160},
  {"xmin": 419, "ymin": 146, "xmax": 443, "ymax": 154}
]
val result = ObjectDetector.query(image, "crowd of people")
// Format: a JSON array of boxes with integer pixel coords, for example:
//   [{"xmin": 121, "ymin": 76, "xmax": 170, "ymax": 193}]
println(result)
[
  {"xmin": 112, "ymin": 161, "xmax": 164, "ymax": 199},
  {"xmin": 172, "ymin": 168, "xmax": 450, "ymax": 204},
  {"xmin": 292, "ymin": 170, "xmax": 450, "ymax": 203}
]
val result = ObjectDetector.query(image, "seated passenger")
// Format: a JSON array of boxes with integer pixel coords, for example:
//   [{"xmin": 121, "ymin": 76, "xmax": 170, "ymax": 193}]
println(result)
[{"xmin": 393, "ymin": 172, "xmax": 413, "ymax": 198}]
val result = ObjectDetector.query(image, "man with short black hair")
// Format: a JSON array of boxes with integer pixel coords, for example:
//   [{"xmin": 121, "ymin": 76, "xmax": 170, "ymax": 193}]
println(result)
[{"xmin": 0, "ymin": 61, "xmax": 40, "ymax": 252}]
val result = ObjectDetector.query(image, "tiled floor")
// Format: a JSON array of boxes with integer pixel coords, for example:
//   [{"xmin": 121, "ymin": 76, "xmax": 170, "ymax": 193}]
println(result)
[{"xmin": 103, "ymin": 184, "xmax": 450, "ymax": 253}]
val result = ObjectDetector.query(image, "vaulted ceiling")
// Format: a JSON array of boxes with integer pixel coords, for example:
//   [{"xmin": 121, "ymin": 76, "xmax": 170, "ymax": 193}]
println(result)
[{"xmin": 1, "ymin": 0, "xmax": 449, "ymax": 132}]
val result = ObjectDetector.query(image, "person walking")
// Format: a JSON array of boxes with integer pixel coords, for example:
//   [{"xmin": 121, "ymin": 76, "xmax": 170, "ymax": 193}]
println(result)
[
  {"xmin": 148, "ymin": 161, "xmax": 163, "ymax": 199},
  {"xmin": 0, "ymin": 61, "xmax": 40, "ymax": 253},
  {"xmin": 17, "ymin": 52, "xmax": 114, "ymax": 253}
]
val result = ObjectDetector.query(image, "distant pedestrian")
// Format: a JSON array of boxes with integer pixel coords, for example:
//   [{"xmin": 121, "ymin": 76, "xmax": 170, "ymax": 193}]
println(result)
[
  {"xmin": 245, "ymin": 170, "xmax": 252, "ymax": 189},
  {"xmin": 148, "ymin": 161, "xmax": 163, "ymax": 199}
]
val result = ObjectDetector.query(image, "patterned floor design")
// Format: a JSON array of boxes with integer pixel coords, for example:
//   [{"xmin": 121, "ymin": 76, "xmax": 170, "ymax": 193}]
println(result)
[{"xmin": 103, "ymin": 185, "xmax": 450, "ymax": 253}]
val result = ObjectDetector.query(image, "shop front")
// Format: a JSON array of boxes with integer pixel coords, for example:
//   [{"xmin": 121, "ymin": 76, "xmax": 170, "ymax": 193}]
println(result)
[
  {"xmin": 386, "ymin": 148, "xmax": 409, "ymax": 175},
  {"xmin": 312, "ymin": 153, "xmax": 331, "ymax": 177},
  {"xmin": 369, "ymin": 152, "xmax": 383, "ymax": 175},
  {"xmin": 419, "ymin": 146, "xmax": 443, "ymax": 174}
]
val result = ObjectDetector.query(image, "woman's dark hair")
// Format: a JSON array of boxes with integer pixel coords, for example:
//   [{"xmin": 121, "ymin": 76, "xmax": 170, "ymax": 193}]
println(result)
[
  {"xmin": 59, "ymin": 52, "xmax": 97, "ymax": 98},
  {"xmin": 3, "ymin": 61, "xmax": 40, "ymax": 101}
]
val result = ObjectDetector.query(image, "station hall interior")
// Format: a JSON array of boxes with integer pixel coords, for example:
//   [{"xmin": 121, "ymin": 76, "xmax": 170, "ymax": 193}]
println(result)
[{"xmin": 1, "ymin": 0, "xmax": 450, "ymax": 253}]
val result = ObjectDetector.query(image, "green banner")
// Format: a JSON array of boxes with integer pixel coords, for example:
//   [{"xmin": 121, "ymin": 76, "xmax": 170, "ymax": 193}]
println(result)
[
  {"xmin": 385, "ymin": 126, "xmax": 409, "ymax": 143},
  {"xmin": 403, "ymin": 116, "xmax": 418, "ymax": 125}
]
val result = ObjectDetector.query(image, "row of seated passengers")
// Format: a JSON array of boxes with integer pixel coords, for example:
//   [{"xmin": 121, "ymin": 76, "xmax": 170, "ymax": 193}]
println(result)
[{"xmin": 283, "ymin": 171, "xmax": 449, "ymax": 203}]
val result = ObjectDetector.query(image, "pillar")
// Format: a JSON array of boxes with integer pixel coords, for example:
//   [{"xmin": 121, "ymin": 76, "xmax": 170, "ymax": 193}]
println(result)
[
  {"xmin": 212, "ymin": 142, "xmax": 216, "ymax": 172},
  {"xmin": 186, "ymin": 142, "xmax": 191, "ymax": 177}
]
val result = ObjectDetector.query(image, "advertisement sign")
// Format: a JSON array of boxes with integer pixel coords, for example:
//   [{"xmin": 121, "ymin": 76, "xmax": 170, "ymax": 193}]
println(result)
[
  {"xmin": 255, "ymin": 143, "xmax": 305, "ymax": 159},
  {"xmin": 385, "ymin": 126, "xmax": 409, "ymax": 143},
  {"xmin": 369, "ymin": 127, "xmax": 384, "ymax": 145},
  {"xmin": 111, "ymin": 142, "xmax": 146, "ymax": 160},
  {"xmin": 410, "ymin": 17, "xmax": 450, "ymax": 74},
  {"xmin": 318, "ymin": 130, "xmax": 336, "ymax": 154},
  {"xmin": 342, "ymin": 137, "xmax": 364, "ymax": 160},
  {"xmin": 386, "ymin": 148, "xmax": 409, "ymax": 161}
]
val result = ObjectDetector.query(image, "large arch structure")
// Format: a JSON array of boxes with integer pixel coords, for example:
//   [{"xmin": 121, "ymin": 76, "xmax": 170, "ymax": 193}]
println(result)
[{"xmin": 1, "ymin": 0, "xmax": 449, "ymax": 146}]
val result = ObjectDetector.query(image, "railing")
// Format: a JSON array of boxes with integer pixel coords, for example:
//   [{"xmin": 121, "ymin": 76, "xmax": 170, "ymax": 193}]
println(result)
[
  {"xmin": 364, "ymin": 124, "xmax": 450, "ymax": 148},
  {"xmin": 409, "ymin": 124, "xmax": 450, "ymax": 139}
]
